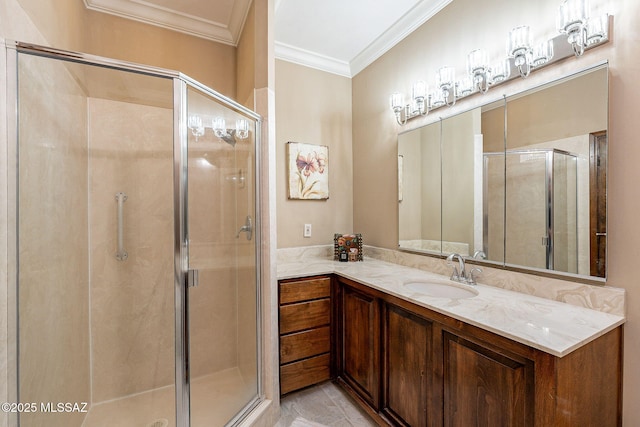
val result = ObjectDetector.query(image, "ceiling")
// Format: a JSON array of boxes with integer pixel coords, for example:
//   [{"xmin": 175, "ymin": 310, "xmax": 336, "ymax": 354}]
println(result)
[{"xmin": 84, "ymin": 0, "xmax": 452, "ymax": 77}]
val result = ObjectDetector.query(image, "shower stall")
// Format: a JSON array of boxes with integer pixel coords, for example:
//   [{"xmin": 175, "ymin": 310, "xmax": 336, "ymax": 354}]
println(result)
[
  {"xmin": 6, "ymin": 42, "xmax": 261, "ymax": 427},
  {"xmin": 484, "ymin": 148, "xmax": 579, "ymax": 274}
]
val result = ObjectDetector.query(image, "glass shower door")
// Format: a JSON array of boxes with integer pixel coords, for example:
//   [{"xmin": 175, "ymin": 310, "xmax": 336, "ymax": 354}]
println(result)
[{"xmin": 185, "ymin": 86, "xmax": 260, "ymax": 426}]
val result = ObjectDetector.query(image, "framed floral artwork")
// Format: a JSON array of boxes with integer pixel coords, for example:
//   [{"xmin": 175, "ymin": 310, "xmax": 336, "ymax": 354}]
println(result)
[{"xmin": 287, "ymin": 142, "xmax": 329, "ymax": 200}]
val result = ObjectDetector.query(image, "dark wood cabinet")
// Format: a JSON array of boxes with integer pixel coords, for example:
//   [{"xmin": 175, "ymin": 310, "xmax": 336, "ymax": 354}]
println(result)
[
  {"xmin": 382, "ymin": 304, "xmax": 433, "ymax": 427},
  {"xmin": 334, "ymin": 276, "xmax": 623, "ymax": 427},
  {"xmin": 337, "ymin": 282, "xmax": 381, "ymax": 410},
  {"xmin": 441, "ymin": 331, "xmax": 533, "ymax": 427},
  {"xmin": 278, "ymin": 276, "xmax": 332, "ymax": 395}
]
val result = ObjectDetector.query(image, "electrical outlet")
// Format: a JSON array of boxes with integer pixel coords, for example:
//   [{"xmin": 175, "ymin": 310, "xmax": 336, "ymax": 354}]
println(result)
[{"xmin": 303, "ymin": 223, "xmax": 312, "ymax": 238}]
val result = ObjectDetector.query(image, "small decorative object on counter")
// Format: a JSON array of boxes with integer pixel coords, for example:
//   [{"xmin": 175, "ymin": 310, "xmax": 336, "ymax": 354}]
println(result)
[{"xmin": 334, "ymin": 233, "xmax": 363, "ymax": 261}]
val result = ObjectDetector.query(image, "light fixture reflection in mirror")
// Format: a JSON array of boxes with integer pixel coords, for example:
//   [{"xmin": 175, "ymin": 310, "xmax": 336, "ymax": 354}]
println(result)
[
  {"xmin": 188, "ymin": 114, "xmax": 205, "ymax": 141},
  {"xmin": 236, "ymin": 119, "xmax": 250, "ymax": 139}
]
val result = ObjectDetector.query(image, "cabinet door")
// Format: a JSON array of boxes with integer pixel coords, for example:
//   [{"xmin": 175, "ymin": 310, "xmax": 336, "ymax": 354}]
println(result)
[
  {"xmin": 383, "ymin": 304, "xmax": 432, "ymax": 427},
  {"xmin": 443, "ymin": 332, "xmax": 533, "ymax": 427},
  {"xmin": 340, "ymin": 284, "xmax": 380, "ymax": 409}
]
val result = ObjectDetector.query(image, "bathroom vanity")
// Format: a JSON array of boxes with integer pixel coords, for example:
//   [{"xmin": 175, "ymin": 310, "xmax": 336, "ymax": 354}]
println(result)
[
  {"xmin": 278, "ymin": 276, "xmax": 332, "ymax": 394},
  {"xmin": 277, "ymin": 253, "xmax": 624, "ymax": 426}
]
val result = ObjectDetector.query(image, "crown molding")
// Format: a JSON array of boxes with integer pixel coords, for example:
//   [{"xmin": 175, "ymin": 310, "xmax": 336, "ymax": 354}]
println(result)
[
  {"xmin": 275, "ymin": 0, "xmax": 452, "ymax": 78},
  {"xmin": 84, "ymin": 0, "xmax": 251, "ymax": 46},
  {"xmin": 275, "ymin": 42, "xmax": 352, "ymax": 78},
  {"xmin": 350, "ymin": 0, "xmax": 452, "ymax": 76}
]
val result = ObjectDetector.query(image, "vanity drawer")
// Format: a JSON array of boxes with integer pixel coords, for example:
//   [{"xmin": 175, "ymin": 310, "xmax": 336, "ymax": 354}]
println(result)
[
  {"xmin": 280, "ymin": 326, "xmax": 331, "ymax": 364},
  {"xmin": 280, "ymin": 299, "xmax": 330, "ymax": 334},
  {"xmin": 280, "ymin": 276, "xmax": 331, "ymax": 304},
  {"xmin": 280, "ymin": 353, "xmax": 331, "ymax": 395}
]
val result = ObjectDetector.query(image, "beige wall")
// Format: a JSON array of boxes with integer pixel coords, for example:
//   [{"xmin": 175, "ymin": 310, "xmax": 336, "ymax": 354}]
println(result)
[
  {"xmin": 276, "ymin": 60, "xmax": 353, "ymax": 248},
  {"xmin": 16, "ymin": 0, "xmax": 237, "ymax": 97},
  {"xmin": 352, "ymin": 0, "xmax": 640, "ymax": 424},
  {"xmin": 237, "ymin": 2, "xmax": 257, "ymax": 108}
]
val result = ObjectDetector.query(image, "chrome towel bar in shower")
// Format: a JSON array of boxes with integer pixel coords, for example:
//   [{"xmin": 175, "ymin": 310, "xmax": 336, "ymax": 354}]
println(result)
[{"xmin": 115, "ymin": 192, "xmax": 128, "ymax": 261}]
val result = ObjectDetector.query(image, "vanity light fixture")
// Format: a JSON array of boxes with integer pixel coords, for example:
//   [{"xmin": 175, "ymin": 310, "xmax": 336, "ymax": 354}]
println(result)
[
  {"xmin": 388, "ymin": 0, "xmax": 610, "ymax": 125},
  {"xmin": 557, "ymin": 0, "xmax": 609, "ymax": 56},
  {"xmin": 437, "ymin": 66, "xmax": 456, "ymax": 107},
  {"xmin": 532, "ymin": 39, "xmax": 554, "ymax": 67},
  {"xmin": 429, "ymin": 89, "xmax": 446, "ymax": 109},
  {"xmin": 457, "ymin": 76, "xmax": 474, "ymax": 98},
  {"xmin": 490, "ymin": 59, "xmax": 511, "ymax": 85},
  {"xmin": 389, "ymin": 81, "xmax": 429, "ymax": 125},
  {"xmin": 467, "ymin": 49, "xmax": 490, "ymax": 93},
  {"xmin": 557, "ymin": 0, "xmax": 589, "ymax": 56},
  {"xmin": 585, "ymin": 13, "xmax": 609, "ymax": 46},
  {"xmin": 508, "ymin": 26, "xmax": 534, "ymax": 78},
  {"xmin": 412, "ymin": 80, "xmax": 428, "ymax": 115}
]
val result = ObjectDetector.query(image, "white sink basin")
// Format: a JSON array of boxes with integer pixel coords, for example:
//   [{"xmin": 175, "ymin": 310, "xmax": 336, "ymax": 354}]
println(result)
[{"xmin": 404, "ymin": 281, "xmax": 478, "ymax": 299}]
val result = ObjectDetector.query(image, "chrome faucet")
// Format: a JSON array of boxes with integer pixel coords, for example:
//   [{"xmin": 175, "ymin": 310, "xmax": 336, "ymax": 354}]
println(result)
[
  {"xmin": 468, "ymin": 267, "xmax": 483, "ymax": 285},
  {"xmin": 446, "ymin": 253, "xmax": 466, "ymax": 283},
  {"xmin": 473, "ymin": 250, "xmax": 487, "ymax": 260},
  {"xmin": 446, "ymin": 253, "xmax": 482, "ymax": 285}
]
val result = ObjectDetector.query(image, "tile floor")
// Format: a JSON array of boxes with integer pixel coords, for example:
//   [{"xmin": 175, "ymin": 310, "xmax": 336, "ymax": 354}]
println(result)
[
  {"xmin": 275, "ymin": 381, "xmax": 377, "ymax": 427},
  {"xmin": 81, "ymin": 374, "xmax": 372, "ymax": 427}
]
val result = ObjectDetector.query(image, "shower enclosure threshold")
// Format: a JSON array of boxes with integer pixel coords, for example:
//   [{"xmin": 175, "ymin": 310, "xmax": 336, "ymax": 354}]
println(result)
[{"xmin": 82, "ymin": 367, "xmax": 252, "ymax": 427}]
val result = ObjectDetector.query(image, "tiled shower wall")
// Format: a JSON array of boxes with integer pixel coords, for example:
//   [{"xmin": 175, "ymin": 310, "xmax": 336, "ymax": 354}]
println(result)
[{"xmin": 87, "ymin": 98, "xmax": 175, "ymax": 402}]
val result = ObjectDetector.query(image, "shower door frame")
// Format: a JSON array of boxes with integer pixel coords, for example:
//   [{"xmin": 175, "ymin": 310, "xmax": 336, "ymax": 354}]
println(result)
[{"xmin": 5, "ymin": 40, "xmax": 263, "ymax": 427}]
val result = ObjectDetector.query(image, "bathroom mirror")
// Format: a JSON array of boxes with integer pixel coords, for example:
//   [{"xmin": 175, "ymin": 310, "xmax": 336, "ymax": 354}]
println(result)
[
  {"xmin": 398, "ymin": 121, "xmax": 441, "ymax": 252},
  {"xmin": 398, "ymin": 64, "xmax": 608, "ymax": 280}
]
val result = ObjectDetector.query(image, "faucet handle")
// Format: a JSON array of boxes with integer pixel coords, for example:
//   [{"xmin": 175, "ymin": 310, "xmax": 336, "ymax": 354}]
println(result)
[{"xmin": 468, "ymin": 267, "xmax": 483, "ymax": 285}]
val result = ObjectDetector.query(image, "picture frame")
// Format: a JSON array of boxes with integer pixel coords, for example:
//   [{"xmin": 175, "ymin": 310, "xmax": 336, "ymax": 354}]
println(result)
[
  {"xmin": 334, "ymin": 233, "xmax": 363, "ymax": 262},
  {"xmin": 287, "ymin": 142, "xmax": 329, "ymax": 200}
]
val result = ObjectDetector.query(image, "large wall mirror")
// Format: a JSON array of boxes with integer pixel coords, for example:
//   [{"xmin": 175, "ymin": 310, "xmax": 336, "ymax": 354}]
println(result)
[{"xmin": 398, "ymin": 64, "xmax": 608, "ymax": 281}]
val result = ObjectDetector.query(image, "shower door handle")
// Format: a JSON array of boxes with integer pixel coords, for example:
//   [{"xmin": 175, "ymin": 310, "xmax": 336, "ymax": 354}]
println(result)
[
  {"xmin": 115, "ymin": 192, "xmax": 128, "ymax": 261},
  {"xmin": 236, "ymin": 215, "xmax": 253, "ymax": 241},
  {"xmin": 187, "ymin": 269, "xmax": 199, "ymax": 288}
]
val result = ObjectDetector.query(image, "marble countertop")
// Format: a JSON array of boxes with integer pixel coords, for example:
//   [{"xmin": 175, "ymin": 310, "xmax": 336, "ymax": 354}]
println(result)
[{"xmin": 277, "ymin": 256, "xmax": 625, "ymax": 357}]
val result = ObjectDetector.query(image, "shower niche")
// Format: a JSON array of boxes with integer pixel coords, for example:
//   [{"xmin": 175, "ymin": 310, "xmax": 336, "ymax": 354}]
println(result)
[{"xmin": 7, "ymin": 42, "xmax": 261, "ymax": 427}]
